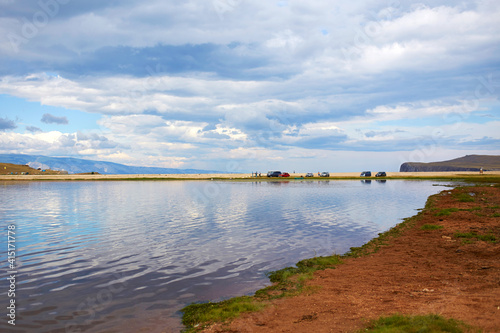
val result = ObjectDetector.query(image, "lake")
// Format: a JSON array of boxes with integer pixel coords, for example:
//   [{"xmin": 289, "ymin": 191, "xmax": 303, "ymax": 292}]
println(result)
[{"xmin": 0, "ymin": 180, "xmax": 450, "ymax": 332}]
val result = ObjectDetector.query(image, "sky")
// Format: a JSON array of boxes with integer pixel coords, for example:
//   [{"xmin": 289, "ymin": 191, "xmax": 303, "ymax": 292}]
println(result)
[{"xmin": 0, "ymin": 0, "xmax": 499, "ymax": 172}]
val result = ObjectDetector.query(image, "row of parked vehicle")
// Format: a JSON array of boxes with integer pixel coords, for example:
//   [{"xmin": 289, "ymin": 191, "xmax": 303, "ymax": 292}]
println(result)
[
  {"xmin": 361, "ymin": 171, "xmax": 387, "ymax": 177},
  {"xmin": 266, "ymin": 171, "xmax": 289, "ymax": 177},
  {"xmin": 307, "ymin": 172, "xmax": 329, "ymax": 177},
  {"xmin": 267, "ymin": 171, "xmax": 387, "ymax": 177}
]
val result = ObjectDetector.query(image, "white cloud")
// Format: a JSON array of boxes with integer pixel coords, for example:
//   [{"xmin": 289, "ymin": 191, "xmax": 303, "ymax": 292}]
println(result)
[
  {"xmin": 98, "ymin": 115, "xmax": 209, "ymax": 149},
  {"xmin": 0, "ymin": 1, "xmax": 499, "ymax": 171},
  {"xmin": 365, "ymin": 102, "xmax": 477, "ymax": 122},
  {"xmin": 0, "ymin": 73, "xmax": 275, "ymax": 117},
  {"xmin": 213, "ymin": 124, "xmax": 247, "ymax": 141},
  {"xmin": 339, "ymin": 4, "xmax": 500, "ymax": 73},
  {"xmin": 97, "ymin": 151, "xmax": 132, "ymax": 161},
  {"xmin": 265, "ymin": 29, "xmax": 303, "ymax": 51},
  {"xmin": 300, "ymin": 122, "xmax": 342, "ymax": 133},
  {"xmin": 0, "ymin": 131, "xmax": 72, "ymax": 155}
]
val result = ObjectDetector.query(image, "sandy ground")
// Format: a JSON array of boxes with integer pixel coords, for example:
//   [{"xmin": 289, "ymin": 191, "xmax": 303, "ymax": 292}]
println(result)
[
  {"xmin": 1, "ymin": 171, "xmax": 499, "ymax": 181},
  {"xmin": 203, "ymin": 185, "xmax": 500, "ymax": 333}
]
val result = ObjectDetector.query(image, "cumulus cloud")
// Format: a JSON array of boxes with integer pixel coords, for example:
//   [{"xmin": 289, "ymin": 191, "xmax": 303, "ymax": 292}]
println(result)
[
  {"xmin": 0, "ymin": 131, "xmax": 63, "ymax": 154},
  {"xmin": 0, "ymin": 129, "xmax": 125, "ymax": 157},
  {"xmin": 0, "ymin": 0, "xmax": 499, "ymax": 170},
  {"xmin": 41, "ymin": 113, "xmax": 69, "ymax": 124}
]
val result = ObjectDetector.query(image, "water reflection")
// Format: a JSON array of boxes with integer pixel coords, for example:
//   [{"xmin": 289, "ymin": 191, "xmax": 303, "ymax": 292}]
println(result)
[{"xmin": 0, "ymin": 180, "xmax": 450, "ymax": 333}]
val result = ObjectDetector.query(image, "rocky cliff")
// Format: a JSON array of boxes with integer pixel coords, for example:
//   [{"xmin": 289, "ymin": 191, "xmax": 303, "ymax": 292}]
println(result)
[{"xmin": 400, "ymin": 155, "xmax": 500, "ymax": 172}]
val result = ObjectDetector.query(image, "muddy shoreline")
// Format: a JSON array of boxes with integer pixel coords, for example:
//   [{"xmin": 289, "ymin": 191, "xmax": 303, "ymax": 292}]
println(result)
[{"xmin": 200, "ymin": 185, "xmax": 500, "ymax": 332}]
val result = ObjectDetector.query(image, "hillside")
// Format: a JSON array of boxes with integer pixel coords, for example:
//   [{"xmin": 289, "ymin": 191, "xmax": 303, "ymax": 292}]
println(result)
[
  {"xmin": 0, "ymin": 154, "xmax": 224, "ymax": 175},
  {"xmin": 0, "ymin": 163, "xmax": 69, "ymax": 175},
  {"xmin": 400, "ymin": 155, "xmax": 500, "ymax": 172}
]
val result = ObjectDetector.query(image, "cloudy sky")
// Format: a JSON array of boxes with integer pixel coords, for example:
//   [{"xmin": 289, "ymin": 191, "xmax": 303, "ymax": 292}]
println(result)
[{"xmin": 0, "ymin": 0, "xmax": 499, "ymax": 172}]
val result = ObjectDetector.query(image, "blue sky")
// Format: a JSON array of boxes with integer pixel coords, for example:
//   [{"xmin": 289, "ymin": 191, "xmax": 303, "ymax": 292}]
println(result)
[{"xmin": 0, "ymin": 0, "xmax": 499, "ymax": 172}]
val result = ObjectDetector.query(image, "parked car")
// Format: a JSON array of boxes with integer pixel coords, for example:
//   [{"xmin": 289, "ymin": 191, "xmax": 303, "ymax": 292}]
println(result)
[
  {"xmin": 320, "ymin": 172, "xmax": 330, "ymax": 177},
  {"xmin": 375, "ymin": 171, "xmax": 387, "ymax": 177},
  {"xmin": 281, "ymin": 172, "xmax": 290, "ymax": 177},
  {"xmin": 305, "ymin": 173, "xmax": 314, "ymax": 177},
  {"xmin": 267, "ymin": 171, "xmax": 282, "ymax": 177},
  {"xmin": 360, "ymin": 171, "xmax": 371, "ymax": 177}
]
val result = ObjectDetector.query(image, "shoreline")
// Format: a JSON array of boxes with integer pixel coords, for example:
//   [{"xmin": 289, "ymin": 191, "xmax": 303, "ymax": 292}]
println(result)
[
  {"xmin": 184, "ymin": 183, "xmax": 500, "ymax": 332},
  {"xmin": 1, "ymin": 171, "xmax": 499, "ymax": 181}
]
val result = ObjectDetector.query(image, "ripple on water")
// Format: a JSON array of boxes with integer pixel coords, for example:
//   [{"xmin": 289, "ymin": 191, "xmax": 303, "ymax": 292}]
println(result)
[{"xmin": 0, "ymin": 180, "xmax": 451, "ymax": 332}]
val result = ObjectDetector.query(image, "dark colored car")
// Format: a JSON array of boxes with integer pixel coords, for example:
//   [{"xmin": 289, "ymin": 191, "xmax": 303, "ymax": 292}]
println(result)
[
  {"xmin": 360, "ymin": 171, "xmax": 371, "ymax": 177},
  {"xmin": 305, "ymin": 173, "xmax": 314, "ymax": 177},
  {"xmin": 375, "ymin": 171, "xmax": 387, "ymax": 177},
  {"xmin": 281, "ymin": 172, "xmax": 290, "ymax": 177},
  {"xmin": 267, "ymin": 171, "xmax": 282, "ymax": 177}
]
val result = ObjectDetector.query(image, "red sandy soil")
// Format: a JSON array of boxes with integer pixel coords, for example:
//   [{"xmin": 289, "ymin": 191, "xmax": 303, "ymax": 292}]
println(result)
[{"xmin": 203, "ymin": 186, "xmax": 500, "ymax": 333}]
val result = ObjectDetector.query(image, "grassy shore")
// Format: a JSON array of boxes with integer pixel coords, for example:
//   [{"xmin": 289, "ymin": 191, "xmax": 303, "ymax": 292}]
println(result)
[
  {"xmin": 180, "ymin": 195, "xmax": 436, "ymax": 332},
  {"xmin": 180, "ymin": 179, "xmax": 500, "ymax": 332}
]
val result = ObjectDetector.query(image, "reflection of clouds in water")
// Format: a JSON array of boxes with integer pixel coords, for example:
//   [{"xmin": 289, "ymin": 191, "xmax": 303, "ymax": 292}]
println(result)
[{"xmin": 0, "ymin": 180, "xmax": 450, "ymax": 333}]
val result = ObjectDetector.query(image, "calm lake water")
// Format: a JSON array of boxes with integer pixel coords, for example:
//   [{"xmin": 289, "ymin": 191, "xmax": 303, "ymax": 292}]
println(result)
[{"xmin": 0, "ymin": 180, "xmax": 450, "ymax": 332}]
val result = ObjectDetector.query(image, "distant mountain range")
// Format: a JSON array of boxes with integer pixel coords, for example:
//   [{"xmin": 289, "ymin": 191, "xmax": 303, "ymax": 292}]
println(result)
[
  {"xmin": 400, "ymin": 155, "xmax": 500, "ymax": 172},
  {"xmin": 0, "ymin": 154, "xmax": 225, "ymax": 175}
]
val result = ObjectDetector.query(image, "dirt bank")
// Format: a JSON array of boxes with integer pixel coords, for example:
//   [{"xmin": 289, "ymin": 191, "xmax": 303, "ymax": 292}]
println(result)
[{"xmin": 203, "ymin": 185, "xmax": 500, "ymax": 332}]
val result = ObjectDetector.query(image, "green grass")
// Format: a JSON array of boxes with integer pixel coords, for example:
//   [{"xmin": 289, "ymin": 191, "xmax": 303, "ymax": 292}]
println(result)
[
  {"xmin": 484, "ymin": 205, "xmax": 500, "ymax": 217},
  {"xmin": 453, "ymin": 192, "xmax": 476, "ymax": 202},
  {"xmin": 254, "ymin": 255, "xmax": 343, "ymax": 300},
  {"xmin": 181, "ymin": 255, "xmax": 342, "ymax": 331},
  {"xmin": 435, "ymin": 208, "xmax": 459, "ymax": 216},
  {"xmin": 435, "ymin": 207, "xmax": 486, "ymax": 217},
  {"xmin": 181, "ymin": 296, "xmax": 266, "ymax": 332},
  {"xmin": 268, "ymin": 256, "xmax": 343, "ymax": 283},
  {"xmin": 463, "ymin": 207, "xmax": 482, "ymax": 212},
  {"xmin": 421, "ymin": 224, "xmax": 444, "ymax": 230},
  {"xmin": 454, "ymin": 232, "xmax": 497, "ymax": 243},
  {"xmin": 359, "ymin": 314, "xmax": 480, "ymax": 333},
  {"xmin": 180, "ymin": 188, "xmax": 497, "ymax": 331}
]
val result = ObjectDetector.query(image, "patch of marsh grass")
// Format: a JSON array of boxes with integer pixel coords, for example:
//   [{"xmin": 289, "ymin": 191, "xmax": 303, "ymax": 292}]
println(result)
[
  {"xmin": 453, "ymin": 192, "xmax": 476, "ymax": 202},
  {"xmin": 181, "ymin": 255, "xmax": 342, "ymax": 331},
  {"xmin": 359, "ymin": 314, "xmax": 480, "ymax": 333},
  {"xmin": 454, "ymin": 232, "xmax": 497, "ymax": 243},
  {"xmin": 436, "ymin": 207, "xmax": 486, "ymax": 217},
  {"xmin": 181, "ymin": 296, "xmax": 265, "ymax": 332},
  {"xmin": 463, "ymin": 207, "xmax": 482, "ymax": 211},
  {"xmin": 421, "ymin": 224, "xmax": 444, "ymax": 230},
  {"xmin": 435, "ymin": 208, "xmax": 459, "ymax": 216},
  {"xmin": 260, "ymin": 255, "xmax": 342, "ymax": 299}
]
